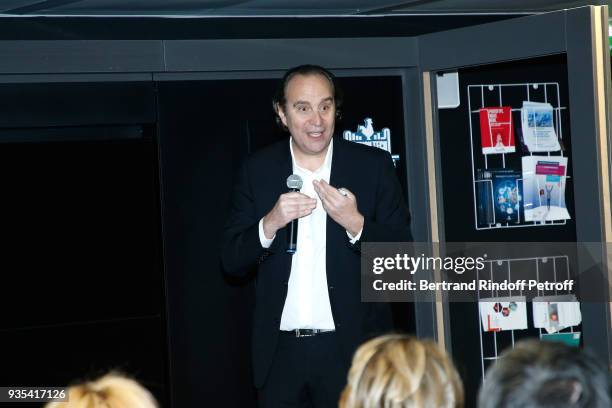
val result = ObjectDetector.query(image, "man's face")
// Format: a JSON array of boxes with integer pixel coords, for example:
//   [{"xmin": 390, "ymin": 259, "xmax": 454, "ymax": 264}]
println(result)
[{"xmin": 277, "ymin": 73, "xmax": 336, "ymax": 157}]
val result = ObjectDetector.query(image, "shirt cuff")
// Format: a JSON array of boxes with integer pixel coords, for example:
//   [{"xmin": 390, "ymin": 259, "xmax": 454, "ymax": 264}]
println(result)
[
  {"xmin": 259, "ymin": 218, "xmax": 275, "ymax": 248},
  {"xmin": 346, "ymin": 228, "xmax": 363, "ymax": 244}
]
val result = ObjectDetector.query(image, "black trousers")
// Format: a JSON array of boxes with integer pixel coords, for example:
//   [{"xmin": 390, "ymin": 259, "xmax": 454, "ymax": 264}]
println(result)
[{"xmin": 258, "ymin": 331, "xmax": 349, "ymax": 408}]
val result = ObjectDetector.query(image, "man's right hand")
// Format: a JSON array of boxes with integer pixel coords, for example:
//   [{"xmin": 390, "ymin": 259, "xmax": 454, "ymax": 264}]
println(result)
[{"xmin": 262, "ymin": 192, "xmax": 317, "ymax": 239}]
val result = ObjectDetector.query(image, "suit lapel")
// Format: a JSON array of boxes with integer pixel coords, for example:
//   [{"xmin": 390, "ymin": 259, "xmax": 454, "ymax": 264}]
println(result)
[
  {"xmin": 328, "ymin": 136, "xmax": 352, "ymax": 198},
  {"xmin": 271, "ymin": 138, "xmax": 293, "ymax": 208},
  {"xmin": 268, "ymin": 140, "xmax": 293, "ymax": 278},
  {"xmin": 327, "ymin": 137, "xmax": 352, "ymax": 288}
]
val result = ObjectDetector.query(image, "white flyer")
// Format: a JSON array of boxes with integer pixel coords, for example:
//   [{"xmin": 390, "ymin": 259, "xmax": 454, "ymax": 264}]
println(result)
[
  {"xmin": 522, "ymin": 155, "xmax": 571, "ymax": 222},
  {"xmin": 479, "ymin": 296, "xmax": 528, "ymax": 332},
  {"xmin": 533, "ymin": 294, "xmax": 582, "ymax": 334},
  {"xmin": 520, "ymin": 101, "xmax": 561, "ymax": 152}
]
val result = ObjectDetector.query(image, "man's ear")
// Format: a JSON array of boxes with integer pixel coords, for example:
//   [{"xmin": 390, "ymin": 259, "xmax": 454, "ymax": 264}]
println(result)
[{"xmin": 276, "ymin": 103, "xmax": 288, "ymax": 127}]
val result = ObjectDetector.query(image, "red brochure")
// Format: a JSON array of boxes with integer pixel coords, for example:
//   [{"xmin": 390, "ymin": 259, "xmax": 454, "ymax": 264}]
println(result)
[{"xmin": 479, "ymin": 106, "xmax": 515, "ymax": 154}]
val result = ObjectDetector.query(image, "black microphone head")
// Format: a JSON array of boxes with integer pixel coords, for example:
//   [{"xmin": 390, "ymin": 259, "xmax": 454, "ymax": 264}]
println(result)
[{"xmin": 286, "ymin": 174, "xmax": 303, "ymax": 190}]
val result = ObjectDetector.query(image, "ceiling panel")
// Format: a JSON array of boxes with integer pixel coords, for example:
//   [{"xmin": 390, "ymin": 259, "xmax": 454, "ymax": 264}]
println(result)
[
  {"xmin": 0, "ymin": 0, "xmax": 49, "ymax": 11},
  {"xmin": 388, "ymin": 0, "xmax": 610, "ymax": 13},
  {"xmin": 0, "ymin": 15, "xmax": 521, "ymax": 40},
  {"xmin": 49, "ymin": 0, "xmax": 253, "ymax": 13},
  {"xmin": 0, "ymin": 0, "xmax": 609, "ymax": 16},
  {"xmin": 4, "ymin": 0, "xmax": 405, "ymax": 15}
]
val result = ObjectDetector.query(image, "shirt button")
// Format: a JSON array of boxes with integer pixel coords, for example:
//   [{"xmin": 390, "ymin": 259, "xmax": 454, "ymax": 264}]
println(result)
[{"xmin": 329, "ymin": 286, "xmax": 335, "ymax": 290}]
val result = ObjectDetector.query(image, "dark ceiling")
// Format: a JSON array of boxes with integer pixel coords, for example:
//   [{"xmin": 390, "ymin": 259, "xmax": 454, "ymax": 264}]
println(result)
[
  {"xmin": 0, "ymin": 0, "xmax": 609, "ymax": 16},
  {"xmin": 0, "ymin": 1, "xmax": 608, "ymax": 40}
]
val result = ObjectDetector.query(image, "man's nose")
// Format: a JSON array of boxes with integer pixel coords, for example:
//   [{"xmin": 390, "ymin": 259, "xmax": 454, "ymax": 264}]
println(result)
[{"xmin": 311, "ymin": 110, "xmax": 323, "ymax": 125}]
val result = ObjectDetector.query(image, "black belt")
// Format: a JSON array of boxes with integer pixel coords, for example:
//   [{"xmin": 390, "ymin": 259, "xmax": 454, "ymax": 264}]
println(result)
[{"xmin": 281, "ymin": 329, "xmax": 335, "ymax": 338}]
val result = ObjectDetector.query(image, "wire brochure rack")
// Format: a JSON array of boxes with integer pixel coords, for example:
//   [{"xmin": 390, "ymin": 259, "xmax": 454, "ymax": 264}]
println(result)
[
  {"xmin": 476, "ymin": 255, "xmax": 579, "ymax": 380},
  {"xmin": 467, "ymin": 82, "xmax": 569, "ymax": 230}
]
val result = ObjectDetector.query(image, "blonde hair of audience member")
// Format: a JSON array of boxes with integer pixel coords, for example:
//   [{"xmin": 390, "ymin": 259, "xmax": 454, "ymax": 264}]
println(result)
[
  {"xmin": 339, "ymin": 334, "xmax": 464, "ymax": 408},
  {"xmin": 45, "ymin": 372, "xmax": 158, "ymax": 408}
]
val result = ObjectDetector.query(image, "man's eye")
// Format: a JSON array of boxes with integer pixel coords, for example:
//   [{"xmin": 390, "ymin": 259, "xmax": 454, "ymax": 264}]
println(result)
[{"xmin": 296, "ymin": 106, "xmax": 310, "ymax": 112}]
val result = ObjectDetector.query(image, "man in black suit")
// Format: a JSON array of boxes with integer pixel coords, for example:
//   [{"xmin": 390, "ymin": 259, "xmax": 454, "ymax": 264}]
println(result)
[{"xmin": 222, "ymin": 65, "xmax": 412, "ymax": 407}]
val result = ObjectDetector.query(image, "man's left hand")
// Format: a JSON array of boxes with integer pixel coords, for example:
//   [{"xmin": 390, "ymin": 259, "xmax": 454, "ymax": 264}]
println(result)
[{"xmin": 313, "ymin": 180, "xmax": 364, "ymax": 237}]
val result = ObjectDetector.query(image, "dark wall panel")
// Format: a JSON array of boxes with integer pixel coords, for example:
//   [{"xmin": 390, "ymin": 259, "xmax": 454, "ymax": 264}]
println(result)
[
  {"xmin": 0, "ymin": 82, "xmax": 169, "ymax": 405},
  {"xmin": 157, "ymin": 79, "xmax": 273, "ymax": 408},
  {"xmin": 0, "ymin": 41, "xmax": 163, "ymax": 74},
  {"xmin": 0, "ymin": 136, "xmax": 169, "ymax": 405},
  {"xmin": 163, "ymin": 38, "xmax": 418, "ymax": 72},
  {"xmin": 0, "ymin": 82, "xmax": 156, "ymax": 127},
  {"xmin": 0, "ymin": 138, "xmax": 164, "ymax": 328}
]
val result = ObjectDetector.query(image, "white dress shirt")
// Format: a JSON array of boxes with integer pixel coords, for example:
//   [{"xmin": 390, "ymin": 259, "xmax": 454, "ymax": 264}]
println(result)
[{"xmin": 258, "ymin": 138, "xmax": 361, "ymax": 330}]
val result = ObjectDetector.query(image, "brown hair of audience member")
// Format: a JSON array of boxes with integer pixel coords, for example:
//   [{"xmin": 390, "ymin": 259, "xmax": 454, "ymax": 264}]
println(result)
[
  {"xmin": 45, "ymin": 372, "xmax": 158, "ymax": 408},
  {"xmin": 339, "ymin": 334, "xmax": 464, "ymax": 408}
]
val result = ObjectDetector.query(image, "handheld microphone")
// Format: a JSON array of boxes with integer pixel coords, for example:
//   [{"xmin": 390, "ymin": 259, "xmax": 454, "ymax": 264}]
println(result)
[{"xmin": 286, "ymin": 174, "xmax": 303, "ymax": 254}]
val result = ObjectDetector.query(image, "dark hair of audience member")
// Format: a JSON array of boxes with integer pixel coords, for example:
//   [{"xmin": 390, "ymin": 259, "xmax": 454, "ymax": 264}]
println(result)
[{"xmin": 478, "ymin": 339, "xmax": 611, "ymax": 408}]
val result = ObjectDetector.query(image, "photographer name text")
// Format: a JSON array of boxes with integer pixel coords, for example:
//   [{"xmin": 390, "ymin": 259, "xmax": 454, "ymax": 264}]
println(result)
[{"xmin": 372, "ymin": 279, "xmax": 575, "ymax": 292}]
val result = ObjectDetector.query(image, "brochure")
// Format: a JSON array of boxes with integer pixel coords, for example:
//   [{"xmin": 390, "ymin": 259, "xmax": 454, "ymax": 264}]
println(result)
[
  {"xmin": 522, "ymin": 156, "xmax": 570, "ymax": 222},
  {"xmin": 476, "ymin": 169, "xmax": 494, "ymax": 227},
  {"xmin": 480, "ymin": 296, "xmax": 528, "ymax": 332},
  {"xmin": 479, "ymin": 106, "xmax": 516, "ymax": 154},
  {"xmin": 520, "ymin": 101, "xmax": 561, "ymax": 152},
  {"xmin": 477, "ymin": 168, "xmax": 522, "ymax": 225},
  {"xmin": 533, "ymin": 294, "xmax": 581, "ymax": 334}
]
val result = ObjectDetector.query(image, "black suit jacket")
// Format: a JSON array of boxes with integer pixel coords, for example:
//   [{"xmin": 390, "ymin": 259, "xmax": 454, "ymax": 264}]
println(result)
[{"xmin": 221, "ymin": 136, "xmax": 412, "ymax": 388}]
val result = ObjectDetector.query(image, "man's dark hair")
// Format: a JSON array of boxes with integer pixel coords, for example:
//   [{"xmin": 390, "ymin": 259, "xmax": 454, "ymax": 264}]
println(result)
[
  {"xmin": 272, "ymin": 64, "xmax": 343, "ymax": 129},
  {"xmin": 478, "ymin": 340, "xmax": 611, "ymax": 408}
]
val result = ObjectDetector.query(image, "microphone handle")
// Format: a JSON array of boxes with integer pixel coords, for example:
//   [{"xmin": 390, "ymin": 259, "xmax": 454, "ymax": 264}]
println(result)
[{"xmin": 286, "ymin": 187, "xmax": 299, "ymax": 254}]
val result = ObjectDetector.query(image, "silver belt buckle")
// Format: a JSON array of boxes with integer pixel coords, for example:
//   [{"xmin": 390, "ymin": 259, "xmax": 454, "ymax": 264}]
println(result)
[{"xmin": 295, "ymin": 329, "xmax": 316, "ymax": 337}]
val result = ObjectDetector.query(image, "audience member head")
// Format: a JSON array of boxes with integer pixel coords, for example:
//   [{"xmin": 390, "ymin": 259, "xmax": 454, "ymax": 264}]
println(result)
[
  {"xmin": 478, "ymin": 339, "xmax": 611, "ymax": 408},
  {"xmin": 339, "ymin": 334, "xmax": 464, "ymax": 408},
  {"xmin": 45, "ymin": 372, "xmax": 158, "ymax": 408}
]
